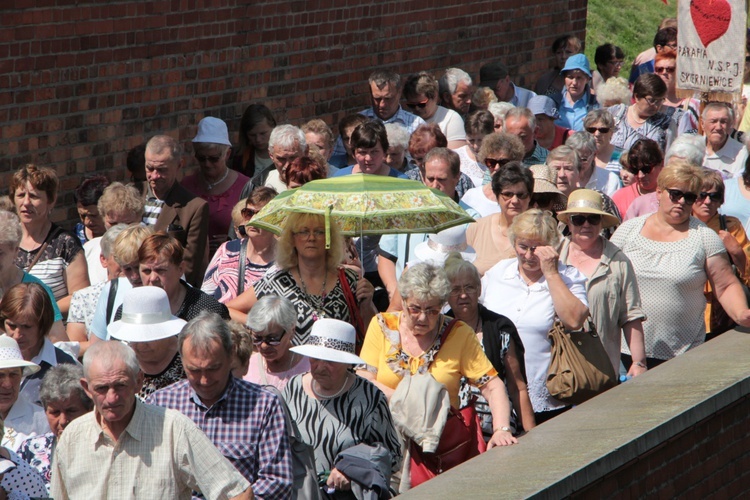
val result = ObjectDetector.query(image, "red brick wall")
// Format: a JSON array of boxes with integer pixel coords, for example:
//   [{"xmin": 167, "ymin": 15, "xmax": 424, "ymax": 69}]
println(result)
[
  {"xmin": 1, "ymin": 0, "xmax": 587, "ymax": 223},
  {"xmin": 572, "ymin": 395, "xmax": 750, "ymax": 499}
]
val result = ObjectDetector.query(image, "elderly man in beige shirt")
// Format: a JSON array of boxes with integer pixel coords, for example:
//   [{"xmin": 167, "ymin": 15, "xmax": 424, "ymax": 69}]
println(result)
[{"xmin": 51, "ymin": 341, "xmax": 253, "ymax": 500}]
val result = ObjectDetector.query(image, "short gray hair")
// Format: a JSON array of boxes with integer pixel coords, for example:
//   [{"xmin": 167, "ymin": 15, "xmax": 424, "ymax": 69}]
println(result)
[
  {"xmin": 488, "ymin": 102, "xmax": 515, "ymax": 121},
  {"xmin": 547, "ymin": 145, "xmax": 581, "ymax": 172},
  {"xmin": 0, "ymin": 210, "xmax": 22, "ymax": 248},
  {"xmin": 665, "ymin": 134, "xmax": 706, "ymax": 165},
  {"xmin": 178, "ymin": 311, "xmax": 233, "ymax": 357},
  {"xmin": 146, "ymin": 135, "xmax": 182, "ymax": 162},
  {"xmin": 83, "ymin": 341, "xmax": 141, "ymax": 381},
  {"xmin": 566, "ymin": 131, "xmax": 597, "ymax": 156},
  {"xmin": 385, "ymin": 123, "xmax": 410, "ymax": 150},
  {"xmin": 100, "ymin": 224, "xmax": 129, "ymax": 259},
  {"xmin": 443, "ymin": 252, "xmax": 481, "ymax": 286},
  {"xmin": 369, "ymin": 69, "xmax": 401, "ymax": 90},
  {"xmin": 39, "ymin": 364, "xmax": 93, "ymax": 410},
  {"xmin": 503, "ymin": 107, "xmax": 537, "ymax": 132},
  {"xmin": 398, "ymin": 262, "xmax": 452, "ymax": 303},
  {"xmin": 439, "ymin": 68, "xmax": 472, "ymax": 96},
  {"xmin": 268, "ymin": 125, "xmax": 306, "ymax": 156},
  {"xmin": 596, "ymin": 77, "xmax": 631, "ymax": 106},
  {"xmin": 583, "ymin": 109, "xmax": 615, "ymax": 129},
  {"xmin": 246, "ymin": 295, "xmax": 297, "ymax": 334},
  {"xmin": 424, "ymin": 148, "xmax": 460, "ymax": 177},
  {"xmin": 508, "ymin": 208, "xmax": 561, "ymax": 248},
  {"xmin": 702, "ymin": 101, "xmax": 733, "ymax": 123}
]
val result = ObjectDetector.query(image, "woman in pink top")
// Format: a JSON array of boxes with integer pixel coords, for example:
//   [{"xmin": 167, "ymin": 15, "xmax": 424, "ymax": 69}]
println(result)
[{"xmin": 244, "ymin": 295, "xmax": 310, "ymax": 391}]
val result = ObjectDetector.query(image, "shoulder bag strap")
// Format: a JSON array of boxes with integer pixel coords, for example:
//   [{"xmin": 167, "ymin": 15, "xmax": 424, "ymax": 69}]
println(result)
[
  {"xmin": 106, "ymin": 278, "xmax": 120, "ymax": 325},
  {"xmin": 719, "ymin": 214, "xmax": 728, "ymax": 231},
  {"xmin": 26, "ymin": 225, "xmax": 58, "ymax": 272},
  {"xmin": 236, "ymin": 238, "xmax": 249, "ymax": 296}
]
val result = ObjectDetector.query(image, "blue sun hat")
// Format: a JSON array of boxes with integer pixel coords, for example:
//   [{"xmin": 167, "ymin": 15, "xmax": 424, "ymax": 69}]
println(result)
[{"xmin": 560, "ymin": 54, "xmax": 592, "ymax": 78}]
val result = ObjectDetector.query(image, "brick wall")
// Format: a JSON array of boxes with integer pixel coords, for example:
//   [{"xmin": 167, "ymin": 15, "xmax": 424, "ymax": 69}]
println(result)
[
  {"xmin": 1, "ymin": 0, "xmax": 587, "ymax": 224},
  {"xmin": 572, "ymin": 395, "xmax": 750, "ymax": 499}
]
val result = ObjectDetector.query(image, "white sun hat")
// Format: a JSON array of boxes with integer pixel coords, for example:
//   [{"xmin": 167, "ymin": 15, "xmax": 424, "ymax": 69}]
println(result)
[
  {"xmin": 108, "ymin": 287, "xmax": 187, "ymax": 343},
  {"xmin": 192, "ymin": 116, "xmax": 232, "ymax": 146},
  {"xmin": 414, "ymin": 224, "xmax": 476, "ymax": 266},
  {"xmin": 290, "ymin": 318, "xmax": 365, "ymax": 365},
  {"xmin": 0, "ymin": 336, "xmax": 40, "ymax": 377}
]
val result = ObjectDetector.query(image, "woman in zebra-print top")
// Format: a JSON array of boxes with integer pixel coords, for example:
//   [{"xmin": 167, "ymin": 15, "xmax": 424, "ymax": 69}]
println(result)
[{"xmin": 284, "ymin": 318, "xmax": 401, "ymax": 494}]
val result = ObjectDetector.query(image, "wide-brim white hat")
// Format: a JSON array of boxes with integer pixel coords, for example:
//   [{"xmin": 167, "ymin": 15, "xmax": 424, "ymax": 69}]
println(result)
[
  {"xmin": 414, "ymin": 225, "xmax": 476, "ymax": 266},
  {"xmin": 108, "ymin": 287, "xmax": 187, "ymax": 342},
  {"xmin": 0, "ymin": 336, "xmax": 40, "ymax": 377},
  {"xmin": 290, "ymin": 318, "xmax": 365, "ymax": 365}
]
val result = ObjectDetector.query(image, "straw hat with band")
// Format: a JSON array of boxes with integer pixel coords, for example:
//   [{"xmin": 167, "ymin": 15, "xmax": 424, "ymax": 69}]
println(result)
[
  {"xmin": 528, "ymin": 164, "xmax": 568, "ymax": 212},
  {"xmin": 0, "ymin": 336, "xmax": 40, "ymax": 377},
  {"xmin": 557, "ymin": 189, "xmax": 620, "ymax": 228},
  {"xmin": 290, "ymin": 318, "xmax": 365, "ymax": 365},
  {"xmin": 108, "ymin": 287, "xmax": 187, "ymax": 342}
]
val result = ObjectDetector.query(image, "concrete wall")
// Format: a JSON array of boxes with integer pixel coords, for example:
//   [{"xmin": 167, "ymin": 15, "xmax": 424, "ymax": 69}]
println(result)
[
  {"xmin": 399, "ymin": 329, "xmax": 750, "ymax": 499},
  {"xmin": 1, "ymin": 0, "xmax": 587, "ymax": 223}
]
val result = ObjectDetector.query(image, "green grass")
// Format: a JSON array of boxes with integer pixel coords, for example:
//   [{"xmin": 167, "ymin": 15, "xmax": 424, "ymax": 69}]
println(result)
[{"xmin": 585, "ymin": 0, "xmax": 677, "ymax": 71}]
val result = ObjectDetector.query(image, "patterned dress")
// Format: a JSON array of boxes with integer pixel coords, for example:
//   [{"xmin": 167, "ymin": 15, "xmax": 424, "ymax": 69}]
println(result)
[
  {"xmin": 282, "ymin": 374, "xmax": 402, "ymax": 475},
  {"xmin": 18, "ymin": 432, "xmax": 54, "ymax": 495},
  {"xmin": 201, "ymin": 238, "xmax": 274, "ymax": 303},
  {"xmin": 254, "ymin": 268, "xmax": 358, "ymax": 345},
  {"xmin": 139, "ymin": 353, "xmax": 185, "ymax": 400}
]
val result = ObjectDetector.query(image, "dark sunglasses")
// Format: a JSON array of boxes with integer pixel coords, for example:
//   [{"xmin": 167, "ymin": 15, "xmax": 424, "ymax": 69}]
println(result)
[
  {"xmin": 484, "ymin": 157, "xmax": 512, "ymax": 170},
  {"xmin": 499, "ymin": 190, "xmax": 530, "ymax": 200},
  {"xmin": 666, "ymin": 188, "xmax": 698, "ymax": 205},
  {"xmin": 625, "ymin": 164, "xmax": 656, "ymax": 175},
  {"xmin": 654, "ymin": 67, "xmax": 676, "ymax": 75},
  {"xmin": 569, "ymin": 214, "xmax": 603, "ymax": 226},
  {"xmin": 195, "ymin": 154, "xmax": 223, "ymax": 163},
  {"xmin": 698, "ymin": 191, "xmax": 723, "ymax": 203},
  {"xmin": 531, "ymin": 192, "xmax": 556, "ymax": 207},
  {"xmin": 406, "ymin": 101, "xmax": 429, "ymax": 110},
  {"xmin": 241, "ymin": 208, "xmax": 259, "ymax": 219},
  {"xmin": 251, "ymin": 330, "xmax": 287, "ymax": 346},
  {"xmin": 585, "ymin": 127, "xmax": 610, "ymax": 134}
]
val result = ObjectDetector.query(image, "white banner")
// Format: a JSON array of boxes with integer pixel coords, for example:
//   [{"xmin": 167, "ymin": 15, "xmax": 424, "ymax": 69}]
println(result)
[{"xmin": 677, "ymin": 0, "xmax": 746, "ymax": 101}]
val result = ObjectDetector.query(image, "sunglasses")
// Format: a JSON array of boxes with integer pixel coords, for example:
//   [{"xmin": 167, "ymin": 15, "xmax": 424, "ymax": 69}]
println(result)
[
  {"xmin": 406, "ymin": 100, "xmax": 429, "ymax": 110},
  {"xmin": 251, "ymin": 330, "xmax": 287, "ymax": 346},
  {"xmin": 531, "ymin": 192, "xmax": 556, "ymax": 207},
  {"xmin": 405, "ymin": 303, "xmax": 441, "ymax": 317},
  {"xmin": 484, "ymin": 157, "xmax": 512, "ymax": 170},
  {"xmin": 241, "ymin": 208, "xmax": 259, "ymax": 219},
  {"xmin": 654, "ymin": 66, "xmax": 676, "ymax": 75},
  {"xmin": 499, "ymin": 190, "xmax": 530, "ymax": 201},
  {"xmin": 625, "ymin": 164, "xmax": 656, "ymax": 175},
  {"xmin": 698, "ymin": 191, "xmax": 723, "ymax": 203},
  {"xmin": 569, "ymin": 214, "xmax": 603, "ymax": 226},
  {"xmin": 585, "ymin": 127, "xmax": 610, "ymax": 134},
  {"xmin": 195, "ymin": 154, "xmax": 223, "ymax": 163},
  {"xmin": 666, "ymin": 188, "xmax": 698, "ymax": 205}
]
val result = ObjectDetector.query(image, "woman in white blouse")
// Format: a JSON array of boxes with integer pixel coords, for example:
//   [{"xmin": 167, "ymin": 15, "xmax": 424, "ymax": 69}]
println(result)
[{"xmin": 480, "ymin": 209, "xmax": 589, "ymax": 424}]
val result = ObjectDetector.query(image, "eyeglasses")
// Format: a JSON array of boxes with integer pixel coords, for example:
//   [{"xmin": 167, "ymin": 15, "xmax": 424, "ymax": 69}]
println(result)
[
  {"xmin": 625, "ymin": 164, "xmax": 657, "ymax": 175},
  {"xmin": 569, "ymin": 214, "xmax": 603, "ymax": 226},
  {"xmin": 195, "ymin": 154, "xmax": 223, "ymax": 163},
  {"xmin": 241, "ymin": 208, "xmax": 259, "ymax": 219},
  {"xmin": 516, "ymin": 243, "xmax": 539, "ymax": 254},
  {"xmin": 449, "ymin": 284, "xmax": 478, "ymax": 296},
  {"xmin": 499, "ymin": 191, "xmax": 530, "ymax": 201},
  {"xmin": 251, "ymin": 330, "xmax": 287, "ymax": 346},
  {"xmin": 642, "ymin": 96, "xmax": 665, "ymax": 106},
  {"xmin": 607, "ymin": 59, "xmax": 624, "ymax": 67},
  {"xmin": 666, "ymin": 188, "xmax": 698, "ymax": 205},
  {"xmin": 585, "ymin": 127, "xmax": 610, "ymax": 134},
  {"xmin": 405, "ymin": 303, "xmax": 442, "ymax": 317},
  {"xmin": 654, "ymin": 66, "xmax": 676, "ymax": 75},
  {"xmin": 484, "ymin": 157, "xmax": 512, "ymax": 170},
  {"xmin": 293, "ymin": 229, "xmax": 326, "ymax": 238},
  {"xmin": 406, "ymin": 100, "xmax": 429, "ymax": 110},
  {"xmin": 531, "ymin": 192, "xmax": 556, "ymax": 208},
  {"xmin": 698, "ymin": 191, "xmax": 723, "ymax": 203}
]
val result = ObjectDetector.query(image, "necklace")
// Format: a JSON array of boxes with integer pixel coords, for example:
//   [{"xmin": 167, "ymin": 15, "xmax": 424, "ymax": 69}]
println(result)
[
  {"xmin": 312, "ymin": 373, "xmax": 349, "ymax": 400},
  {"xmin": 298, "ymin": 268, "xmax": 327, "ymax": 320},
  {"xmin": 203, "ymin": 167, "xmax": 230, "ymax": 190},
  {"xmin": 628, "ymin": 106, "xmax": 648, "ymax": 125}
]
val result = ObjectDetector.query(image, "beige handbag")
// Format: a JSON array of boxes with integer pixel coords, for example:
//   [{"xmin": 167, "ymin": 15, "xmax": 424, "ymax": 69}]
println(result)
[{"xmin": 546, "ymin": 318, "xmax": 617, "ymax": 405}]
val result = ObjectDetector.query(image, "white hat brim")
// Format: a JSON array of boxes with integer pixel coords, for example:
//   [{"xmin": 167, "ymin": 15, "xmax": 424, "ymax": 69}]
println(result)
[
  {"xmin": 290, "ymin": 345, "xmax": 365, "ymax": 365},
  {"xmin": 0, "ymin": 359, "xmax": 41, "ymax": 377},
  {"xmin": 413, "ymin": 241, "xmax": 476, "ymax": 265},
  {"xmin": 108, "ymin": 317, "xmax": 187, "ymax": 342}
]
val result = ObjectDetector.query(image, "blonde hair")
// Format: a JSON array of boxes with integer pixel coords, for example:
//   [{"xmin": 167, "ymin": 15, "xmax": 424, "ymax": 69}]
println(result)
[
  {"xmin": 443, "ymin": 252, "xmax": 481, "ymax": 286},
  {"xmin": 656, "ymin": 160, "xmax": 703, "ymax": 193},
  {"xmin": 231, "ymin": 198, "xmax": 247, "ymax": 230},
  {"xmin": 508, "ymin": 209, "xmax": 561, "ymax": 248},
  {"xmin": 97, "ymin": 182, "xmax": 145, "ymax": 219},
  {"xmin": 472, "ymin": 87, "xmax": 498, "ymax": 110},
  {"xmin": 596, "ymin": 77, "xmax": 631, "ymax": 107},
  {"xmin": 113, "ymin": 224, "xmax": 155, "ymax": 266},
  {"xmin": 276, "ymin": 212, "xmax": 343, "ymax": 271}
]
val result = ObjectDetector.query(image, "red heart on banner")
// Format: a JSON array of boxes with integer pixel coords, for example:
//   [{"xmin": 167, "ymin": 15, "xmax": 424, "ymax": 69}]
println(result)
[{"xmin": 690, "ymin": 0, "xmax": 732, "ymax": 48}]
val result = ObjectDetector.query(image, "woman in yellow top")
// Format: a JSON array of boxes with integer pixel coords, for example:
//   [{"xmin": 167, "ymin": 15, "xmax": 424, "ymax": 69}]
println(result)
[{"xmin": 358, "ymin": 262, "xmax": 517, "ymax": 449}]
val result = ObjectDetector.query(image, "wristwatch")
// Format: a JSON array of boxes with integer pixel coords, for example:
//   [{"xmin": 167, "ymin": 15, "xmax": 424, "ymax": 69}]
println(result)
[{"xmin": 495, "ymin": 426, "xmax": 512, "ymax": 433}]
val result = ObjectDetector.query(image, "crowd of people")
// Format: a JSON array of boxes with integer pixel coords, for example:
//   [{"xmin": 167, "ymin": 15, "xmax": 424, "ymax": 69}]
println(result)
[{"xmin": 1, "ymin": 15, "xmax": 750, "ymax": 499}]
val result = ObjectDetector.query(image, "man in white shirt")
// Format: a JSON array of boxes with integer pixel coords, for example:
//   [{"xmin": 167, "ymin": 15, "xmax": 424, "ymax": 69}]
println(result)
[{"xmin": 702, "ymin": 102, "xmax": 749, "ymax": 179}]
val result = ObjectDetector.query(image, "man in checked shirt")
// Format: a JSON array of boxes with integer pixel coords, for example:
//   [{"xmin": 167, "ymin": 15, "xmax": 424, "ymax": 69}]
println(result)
[{"xmin": 148, "ymin": 311, "xmax": 292, "ymax": 499}]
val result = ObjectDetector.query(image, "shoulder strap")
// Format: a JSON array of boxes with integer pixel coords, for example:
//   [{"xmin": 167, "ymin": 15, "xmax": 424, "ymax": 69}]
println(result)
[
  {"xmin": 106, "ymin": 278, "xmax": 120, "ymax": 325},
  {"xmin": 236, "ymin": 238, "xmax": 249, "ymax": 296},
  {"xmin": 719, "ymin": 214, "xmax": 728, "ymax": 231},
  {"xmin": 26, "ymin": 225, "xmax": 59, "ymax": 272}
]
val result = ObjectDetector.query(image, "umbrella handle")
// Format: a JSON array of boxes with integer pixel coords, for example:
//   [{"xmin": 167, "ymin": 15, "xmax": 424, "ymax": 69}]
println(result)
[{"xmin": 325, "ymin": 204, "xmax": 332, "ymax": 250}]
